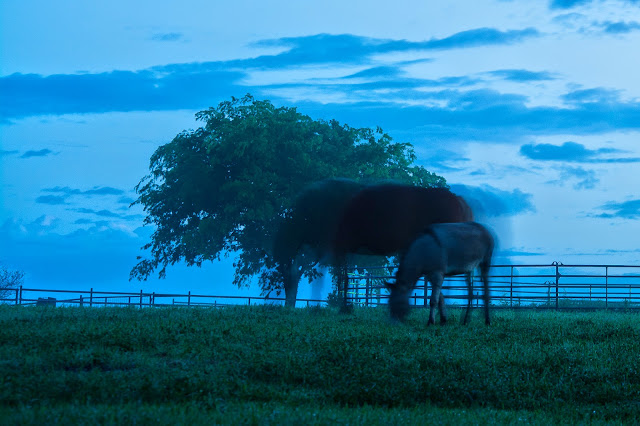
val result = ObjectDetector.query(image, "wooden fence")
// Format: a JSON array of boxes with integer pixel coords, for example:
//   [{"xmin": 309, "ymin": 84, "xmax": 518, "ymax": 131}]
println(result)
[{"xmin": 2, "ymin": 263, "xmax": 639, "ymax": 310}]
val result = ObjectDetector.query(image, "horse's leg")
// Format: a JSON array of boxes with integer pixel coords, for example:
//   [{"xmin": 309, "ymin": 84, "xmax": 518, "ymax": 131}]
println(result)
[
  {"xmin": 341, "ymin": 262, "xmax": 348, "ymax": 307},
  {"xmin": 438, "ymin": 289, "xmax": 448, "ymax": 324},
  {"xmin": 283, "ymin": 258, "xmax": 301, "ymax": 308},
  {"xmin": 463, "ymin": 272, "xmax": 473, "ymax": 325},
  {"xmin": 427, "ymin": 272, "xmax": 444, "ymax": 325},
  {"xmin": 482, "ymin": 263, "xmax": 491, "ymax": 325}
]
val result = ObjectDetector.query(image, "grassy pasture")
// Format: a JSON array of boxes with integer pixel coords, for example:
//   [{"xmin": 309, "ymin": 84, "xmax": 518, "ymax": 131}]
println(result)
[{"xmin": 1, "ymin": 305, "xmax": 639, "ymax": 424}]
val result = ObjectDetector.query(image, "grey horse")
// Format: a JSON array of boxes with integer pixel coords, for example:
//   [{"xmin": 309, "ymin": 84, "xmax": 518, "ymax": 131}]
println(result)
[{"xmin": 387, "ymin": 222, "xmax": 494, "ymax": 325}]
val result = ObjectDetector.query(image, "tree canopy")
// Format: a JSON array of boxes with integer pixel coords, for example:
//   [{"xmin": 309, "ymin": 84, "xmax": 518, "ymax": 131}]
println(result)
[{"xmin": 131, "ymin": 94, "xmax": 446, "ymax": 291}]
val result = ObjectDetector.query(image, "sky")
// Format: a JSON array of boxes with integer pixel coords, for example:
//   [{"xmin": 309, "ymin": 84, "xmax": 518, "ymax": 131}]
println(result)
[{"xmin": 1, "ymin": 0, "xmax": 639, "ymax": 301}]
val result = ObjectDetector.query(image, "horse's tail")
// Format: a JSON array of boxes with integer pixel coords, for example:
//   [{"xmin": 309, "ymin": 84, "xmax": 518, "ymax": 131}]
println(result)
[{"xmin": 456, "ymin": 195, "xmax": 474, "ymax": 222}]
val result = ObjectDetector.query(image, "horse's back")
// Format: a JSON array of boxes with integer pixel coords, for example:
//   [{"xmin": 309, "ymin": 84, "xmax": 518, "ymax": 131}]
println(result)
[
  {"xmin": 334, "ymin": 184, "xmax": 471, "ymax": 255},
  {"xmin": 429, "ymin": 222, "xmax": 493, "ymax": 274}
]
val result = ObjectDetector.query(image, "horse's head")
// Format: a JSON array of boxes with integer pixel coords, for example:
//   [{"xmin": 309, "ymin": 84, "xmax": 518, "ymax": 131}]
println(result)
[{"xmin": 385, "ymin": 279, "xmax": 412, "ymax": 322}]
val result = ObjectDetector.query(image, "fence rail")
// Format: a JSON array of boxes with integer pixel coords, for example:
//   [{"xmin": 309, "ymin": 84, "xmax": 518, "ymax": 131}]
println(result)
[
  {"xmin": 345, "ymin": 263, "xmax": 640, "ymax": 310},
  {"xmin": 2, "ymin": 263, "xmax": 639, "ymax": 310}
]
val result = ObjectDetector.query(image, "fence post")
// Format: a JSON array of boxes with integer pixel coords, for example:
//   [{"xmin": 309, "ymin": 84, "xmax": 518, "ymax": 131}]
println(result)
[
  {"xmin": 510, "ymin": 266, "xmax": 514, "ymax": 308},
  {"xmin": 248, "ymin": 297, "xmax": 251, "ymax": 306},
  {"xmin": 365, "ymin": 273, "xmax": 370, "ymax": 307},
  {"xmin": 90, "ymin": 288, "xmax": 93, "ymax": 307},
  {"xmin": 553, "ymin": 261, "xmax": 562, "ymax": 310},
  {"xmin": 15, "ymin": 287, "xmax": 19, "ymax": 305},
  {"xmin": 152, "ymin": 292, "xmax": 155, "ymax": 307},
  {"xmin": 140, "ymin": 290, "xmax": 143, "ymax": 308},
  {"xmin": 605, "ymin": 266, "xmax": 609, "ymax": 310},
  {"xmin": 80, "ymin": 295, "xmax": 83, "ymax": 307},
  {"xmin": 188, "ymin": 291, "xmax": 191, "ymax": 307},
  {"xmin": 18, "ymin": 285, "xmax": 22, "ymax": 305}
]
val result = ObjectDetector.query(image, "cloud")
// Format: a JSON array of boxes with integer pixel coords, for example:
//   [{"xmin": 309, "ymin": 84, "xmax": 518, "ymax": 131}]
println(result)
[
  {"xmin": 151, "ymin": 32, "xmax": 184, "ymax": 42},
  {"xmin": 549, "ymin": 0, "xmax": 592, "ymax": 9},
  {"xmin": 0, "ymin": 68, "xmax": 244, "ymax": 119},
  {"xmin": 118, "ymin": 196, "xmax": 136, "ymax": 205},
  {"xmin": 74, "ymin": 218, "xmax": 94, "ymax": 225},
  {"xmin": 449, "ymin": 184, "xmax": 536, "ymax": 217},
  {"xmin": 421, "ymin": 149, "xmax": 471, "ymax": 172},
  {"xmin": 43, "ymin": 186, "xmax": 125, "ymax": 197},
  {"xmin": 20, "ymin": 149, "xmax": 55, "ymax": 158},
  {"xmin": 558, "ymin": 166, "xmax": 599, "ymax": 189},
  {"xmin": 414, "ymin": 27, "xmax": 540, "ymax": 50},
  {"xmin": 0, "ymin": 217, "xmax": 144, "ymax": 286},
  {"xmin": 2, "ymin": 29, "xmax": 640, "ymax": 145},
  {"xmin": 35, "ymin": 186, "xmax": 136, "ymax": 218},
  {"xmin": 0, "ymin": 149, "xmax": 19, "ymax": 157},
  {"xmin": 292, "ymin": 92, "xmax": 640, "ymax": 143},
  {"xmin": 0, "ymin": 28, "xmax": 540, "ymax": 120},
  {"xmin": 550, "ymin": 0, "xmax": 640, "ymax": 8},
  {"xmin": 597, "ymin": 20, "xmax": 640, "ymax": 34},
  {"xmin": 520, "ymin": 141, "xmax": 640, "ymax": 163},
  {"xmin": 35, "ymin": 195, "xmax": 68, "ymax": 205},
  {"xmin": 562, "ymin": 87, "xmax": 622, "ymax": 104},
  {"xmin": 595, "ymin": 199, "xmax": 640, "ymax": 219},
  {"xmin": 74, "ymin": 208, "xmax": 122, "ymax": 218},
  {"xmin": 71, "ymin": 207, "xmax": 144, "ymax": 222},
  {"xmin": 251, "ymin": 28, "xmax": 540, "ymax": 67},
  {"xmin": 499, "ymin": 248, "xmax": 545, "ymax": 257},
  {"xmin": 487, "ymin": 69, "xmax": 557, "ymax": 82}
]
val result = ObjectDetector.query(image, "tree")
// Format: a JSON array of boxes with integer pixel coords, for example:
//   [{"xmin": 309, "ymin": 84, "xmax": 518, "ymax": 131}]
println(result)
[
  {"xmin": 0, "ymin": 264, "xmax": 24, "ymax": 301},
  {"xmin": 131, "ymin": 94, "xmax": 446, "ymax": 293}
]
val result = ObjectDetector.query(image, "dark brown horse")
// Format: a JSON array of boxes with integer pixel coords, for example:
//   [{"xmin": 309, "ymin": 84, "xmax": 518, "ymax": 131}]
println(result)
[
  {"xmin": 331, "ymin": 184, "xmax": 474, "ymax": 304},
  {"xmin": 273, "ymin": 179, "xmax": 366, "ymax": 307}
]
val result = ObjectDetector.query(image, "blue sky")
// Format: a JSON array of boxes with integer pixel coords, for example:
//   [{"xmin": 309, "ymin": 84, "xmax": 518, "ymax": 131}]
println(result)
[{"xmin": 1, "ymin": 0, "xmax": 639, "ymax": 299}]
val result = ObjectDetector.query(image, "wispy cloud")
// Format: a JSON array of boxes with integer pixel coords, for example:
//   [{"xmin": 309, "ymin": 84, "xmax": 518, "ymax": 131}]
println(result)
[
  {"xmin": 559, "ymin": 166, "xmax": 599, "ymax": 189},
  {"xmin": 549, "ymin": 0, "xmax": 592, "ymax": 9},
  {"xmin": 2, "ymin": 30, "xmax": 640, "ymax": 144},
  {"xmin": 0, "ymin": 28, "xmax": 540, "ymax": 120},
  {"xmin": 487, "ymin": 69, "xmax": 557, "ymax": 82},
  {"xmin": 422, "ymin": 149, "xmax": 471, "ymax": 172},
  {"xmin": 550, "ymin": 0, "xmax": 640, "ymax": 9},
  {"xmin": 596, "ymin": 20, "xmax": 640, "ymax": 34},
  {"xmin": 251, "ymin": 28, "xmax": 540, "ymax": 67},
  {"xmin": 20, "ymin": 149, "xmax": 55, "ymax": 158},
  {"xmin": 562, "ymin": 87, "xmax": 622, "ymax": 104},
  {"xmin": 74, "ymin": 208, "xmax": 122, "ymax": 218},
  {"xmin": 36, "ymin": 186, "xmax": 129, "ymax": 207},
  {"xmin": 0, "ymin": 68, "xmax": 243, "ymax": 118},
  {"xmin": 520, "ymin": 141, "xmax": 640, "ymax": 163},
  {"xmin": 35, "ymin": 195, "xmax": 68, "ymax": 205},
  {"xmin": 117, "ymin": 196, "xmax": 136, "ymax": 205},
  {"xmin": 151, "ymin": 32, "xmax": 184, "ymax": 42},
  {"xmin": 595, "ymin": 199, "xmax": 640, "ymax": 219},
  {"xmin": 0, "ymin": 149, "xmax": 19, "ymax": 157},
  {"xmin": 43, "ymin": 186, "xmax": 125, "ymax": 197}
]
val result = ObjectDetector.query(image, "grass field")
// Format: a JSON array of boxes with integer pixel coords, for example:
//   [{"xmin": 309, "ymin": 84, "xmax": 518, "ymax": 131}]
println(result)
[{"xmin": 1, "ymin": 305, "xmax": 639, "ymax": 425}]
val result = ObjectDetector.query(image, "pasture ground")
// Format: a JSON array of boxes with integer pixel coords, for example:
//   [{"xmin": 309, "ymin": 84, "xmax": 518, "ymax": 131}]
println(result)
[{"xmin": 1, "ymin": 305, "xmax": 639, "ymax": 425}]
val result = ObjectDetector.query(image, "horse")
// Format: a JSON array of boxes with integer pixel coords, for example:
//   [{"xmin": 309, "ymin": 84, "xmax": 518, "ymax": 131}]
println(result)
[
  {"xmin": 387, "ymin": 222, "xmax": 494, "ymax": 325},
  {"xmin": 331, "ymin": 184, "xmax": 474, "ymax": 304},
  {"xmin": 273, "ymin": 179, "xmax": 366, "ymax": 307}
]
